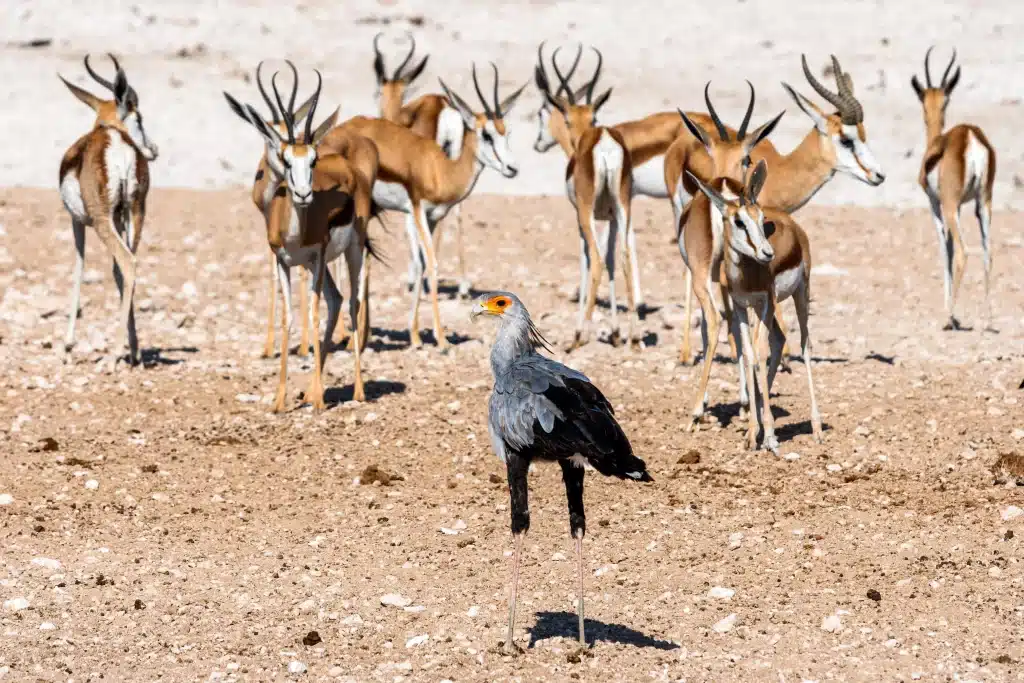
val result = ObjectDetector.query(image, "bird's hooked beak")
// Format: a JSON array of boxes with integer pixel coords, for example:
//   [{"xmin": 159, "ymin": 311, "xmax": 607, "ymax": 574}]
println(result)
[{"xmin": 470, "ymin": 301, "xmax": 490, "ymax": 321}]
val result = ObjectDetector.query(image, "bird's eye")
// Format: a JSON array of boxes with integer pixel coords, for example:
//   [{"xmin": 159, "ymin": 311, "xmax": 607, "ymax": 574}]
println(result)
[{"xmin": 495, "ymin": 298, "xmax": 508, "ymax": 308}]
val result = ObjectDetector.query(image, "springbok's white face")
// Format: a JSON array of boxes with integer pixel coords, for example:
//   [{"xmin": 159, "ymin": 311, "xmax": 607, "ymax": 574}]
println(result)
[
  {"xmin": 691, "ymin": 160, "xmax": 775, "ymax": 265},
  {"xmin": 533, "ymin": 103, "xmax": 557, "ymax": 152},
  {"xmin": 223, "ymin": 62, "xmax": 338, "ymax": 210},
  {"xmin": 121, "ymin": 108, "xmax": 158, "ymax": 161},
  {"xmin": 783, "ymin": 55, "xmax": 886, "ymax": 188},
  {"xmin": 439, "ymin": 65, "xmax": 528, "ymax": 180}
]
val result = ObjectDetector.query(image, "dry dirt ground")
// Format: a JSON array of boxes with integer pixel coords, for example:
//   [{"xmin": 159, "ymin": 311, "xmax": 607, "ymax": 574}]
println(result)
[{"xmin": 1, "ymin": 190, "xmax": 1023, "ymax": 682}]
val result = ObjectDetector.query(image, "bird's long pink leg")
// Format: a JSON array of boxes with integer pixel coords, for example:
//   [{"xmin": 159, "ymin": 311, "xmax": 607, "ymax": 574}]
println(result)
[
  {"xmin": 575, "ymin": 531, "xmax": 585, "ymax": 646},
  {"xmin": 505, "ymin": 532, "xmax": 525, "ymax": 654}
]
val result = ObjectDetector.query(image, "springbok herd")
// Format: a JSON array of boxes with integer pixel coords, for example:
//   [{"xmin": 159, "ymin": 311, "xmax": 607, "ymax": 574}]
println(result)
[{"xmin": 57, "ymin": 38, "xmax": 995, "ymax": 452}]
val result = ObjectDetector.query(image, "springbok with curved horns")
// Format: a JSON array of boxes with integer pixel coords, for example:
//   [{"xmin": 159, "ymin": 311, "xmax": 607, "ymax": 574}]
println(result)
[
  {"xmin": 371, "ymin": 34, "xmax": 477, "ymax": 298},
  {"xmin": 670, "ymin": 54, "xmax": 886, "ymax": 364},
  {"xmin": 243, "ymin": 61, "xmax": 321, "ymax": 359},
  {"xmin": 329, "ymin": 64, "xmax": 528, "ymax": 350},
  {"xmin": 225, "ymin": 64, "xmax": 381, "ymax": 410},
  {"xmin": 536, "ymin": 46, "xmax": 640, "ymax": 350},
  {"xmin": 59, "ymin": 54, "xmax": 159, "ymax": 367},
  {"xmin": 911, "ymin": 47, "xmax": 996, "ymax": 330}
]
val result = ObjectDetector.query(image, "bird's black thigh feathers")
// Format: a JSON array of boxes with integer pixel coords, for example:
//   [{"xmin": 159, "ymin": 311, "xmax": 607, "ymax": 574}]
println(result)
[
  {"xmin": 506, "ymin": 454, "xmax": 531, "ymax": 535},
  {"xmin": 559, "ymin": 460, "xmax": 586, "ymax": 538}
]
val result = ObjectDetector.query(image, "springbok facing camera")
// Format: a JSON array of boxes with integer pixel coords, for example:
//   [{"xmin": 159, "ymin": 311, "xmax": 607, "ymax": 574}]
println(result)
[
  {"xmin": 58, "ymin": 54, "xmax": 159, "ymax": 368},
  {"xmin": 911, "ymin": 47, "xmax": 996, "ymax": 330},
  {"xmin": 225, "ymin": 65, "xmax": 380, "ymax": 410}
]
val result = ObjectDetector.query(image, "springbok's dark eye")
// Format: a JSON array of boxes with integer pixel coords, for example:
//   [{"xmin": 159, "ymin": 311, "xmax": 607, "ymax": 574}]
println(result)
[
  {"xmin": 840, "ymin": 137, "xmax": 855, "ymax": 149},
  {"xmin": 741, "ymin": 156, "xmax": 751, "ymax": 168},
  {"xmin": 482, "ymin": 130, "xmax": 494, "ymax": 144},
  {"xmin": 763, "ymin": 220, "xmax": 777, "ymax": 238},
  {"xmin": 733, "ymin": 216, "xmax": 744, "ymax": 229}
]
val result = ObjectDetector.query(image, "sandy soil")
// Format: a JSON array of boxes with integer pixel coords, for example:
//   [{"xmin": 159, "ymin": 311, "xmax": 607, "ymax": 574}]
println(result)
[
  {"xmin": 4, "ymin": 0, "xmax": 1024, "ymax": 206},
  {"xmin": 1, "ymin": 187, "xmax": 1022, "ymax": 681}
]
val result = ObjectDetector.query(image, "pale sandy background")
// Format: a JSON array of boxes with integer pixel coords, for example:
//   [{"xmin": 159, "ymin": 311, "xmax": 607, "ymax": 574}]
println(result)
[{"xmin": 3, "ymin": 0, "xmax": 1023, "ymax": 207}]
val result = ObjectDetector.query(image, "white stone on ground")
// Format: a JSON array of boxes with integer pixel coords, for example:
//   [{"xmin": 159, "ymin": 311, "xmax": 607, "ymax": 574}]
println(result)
[
  {"xmin": 712, "ymin": 613, "xmax": 737, "ymax": 633},
  {"xmin": 821, "ymin": 614, "xmax": 843, "ymax": 633},
  {"xmin": 708, "ymin": 586, "xmax": 735, "ymax": 600},
  {"xmin": 380, "ymin": 594, "xmax": 412, "ymax": 608}
]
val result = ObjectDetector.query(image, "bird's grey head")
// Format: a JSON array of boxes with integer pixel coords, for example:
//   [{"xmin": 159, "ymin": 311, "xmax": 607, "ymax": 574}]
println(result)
[{"xmin": 470, "ymin": 291, "xmax": 551, "ymax": 356}]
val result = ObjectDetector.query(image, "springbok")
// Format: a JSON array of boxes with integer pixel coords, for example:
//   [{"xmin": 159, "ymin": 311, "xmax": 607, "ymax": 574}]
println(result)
[
  {"xmin": 911, "ymin": 47, "xmax": 996, "ymax": 330},
  {"xmin": 372, "ymin": 33, "xmax": 473, "ymax": 298},
  {"xmin": 329, "ymin": 64, "xmax": 527, "ymax": 350},
  {"xmin": 58, "ymin": 54, "xmax": 159, "ymax": 367},
  {"xmin": 243, "ymin": 62, "xmax": 319, "ymax": 359},
  {"xmin": 535, "ymin": 46, "xmax": 641, "ymax": 350},
  {"xmin": 687, "ymin": 163, "xmax": 822, "ymax": 452},
  {"xmin": 225, "ymin": 65, "xmax": 380, "ymax": 409},
  {"xmin": 671, "ymin": 54, "xmax": 886, "ymax": 364}
]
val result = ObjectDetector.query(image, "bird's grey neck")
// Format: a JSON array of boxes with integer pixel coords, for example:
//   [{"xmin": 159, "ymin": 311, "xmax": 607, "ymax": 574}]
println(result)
[{"xmin": 490, "ymin": 314, "xmax": 535, "ymax": 376}]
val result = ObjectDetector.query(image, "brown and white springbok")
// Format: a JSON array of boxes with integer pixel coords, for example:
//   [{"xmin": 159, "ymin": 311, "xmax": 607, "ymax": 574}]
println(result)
[
  {"xmin": 225, "ymin": 65, "xmax": 380, "ymax": 409},
  {"xmin": 243, "ymin": 61, "xmax": 319, "ymax": 359},
  {"xmin": 536, "ymin": 46, "xmax": 640, "ymax": 350},
  {"xmin": 670, "ymin": 55, "xmax": 886, "ymax": 364},
  {"xmin": 687, "ymin": 163, "xmax": 822, "ymax": 452},
  {"xmin": 330, "ymin": 64, "xmax": 527, "ymax": 350},
  {"xmin": 372, "ymin": 33, "xmax": 474, "ymax": 298},
  {"xmin": 911, "ymin": 47, "xmax": 996, "ymax": 330},
  {"xmin": 58, "ymin": 54, "xmax": 159, "ymax": 367}
]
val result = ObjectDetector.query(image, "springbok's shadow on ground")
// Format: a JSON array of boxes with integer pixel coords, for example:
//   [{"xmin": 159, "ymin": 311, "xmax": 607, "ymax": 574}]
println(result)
[
  {"xmin": 141, "ymin": 346, "xmax": 199, "ymax": 367},
  {"xmin": 322, "ymin": 380, "xmax": 406, "ymax": 405},
  {"xmin": 527, "ymin": 611, "xmax": 678, "ymax": 651},
  {"xmin": 567, "ymin": 293, "xmax": 662, "ymax": 320},
  {"xmin": 367, "ymin": 327, "xmax": 475, "ymax": 352}
]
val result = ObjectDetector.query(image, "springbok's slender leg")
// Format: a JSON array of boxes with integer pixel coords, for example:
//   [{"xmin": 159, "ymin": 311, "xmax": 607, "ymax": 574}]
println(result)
[
  {"xmin": 604, "ymin": 216, "xmax": 621, "ymax": 346},
  {"xmin": 344, "ymin": 235, "xmax": 369, "ymax": 353},
  {"xmin": 298, "ymin": 268, "xmax": 311, "ymax": 356},
  {"xmin": 305, "ymin": 248, "xmax": 328, "ymax": 412},
  {"xmin": 272, "ymin": 261, "xmax": 292, "ymax": 413},
  {"xmin": 976, "ymin": 197, "xmax": 994, "ymax": 330},
  {"xmin": 791, "ymin": 280, "xmax": 822, "ymax": 442},
  {"xmin": 64, "ymin": 218, "xmax": 87, "ymax": 355},
  {"xmin": 411, "ymin": 203, "xmax": 447, "ymax": 350},
  {"xmin": 687, "ymin": 274, "xmax": 720, "ymax": 432},
  {"xmin": 735, "ymin": 305, "xmax": 761, "ymax": 450},
  {"xmin": 92, "ymin": 213, "xmax": 137, "ymax": 368},
  {"xmin": 941, "ymin": 199, "xmax": 966, "ymax": 330},
  {"xmin": 679, "ymin": 268, "xmax": 694, "ymax": 365},
  {"xmin": 263, "ymin": 251, "xmax": 278, "ymax": 358},
  {"xmin": 351, "ymin": 240, "xmax": 370, "ymax": 402}
]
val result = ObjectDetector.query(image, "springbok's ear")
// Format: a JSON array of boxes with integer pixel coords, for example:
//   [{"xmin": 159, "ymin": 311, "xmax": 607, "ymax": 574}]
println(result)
[
  {"xmin": 781, "ymin": 82, "xmax": 828, "ymax": 133},
  {"xmin": 592, "ymin": 88, "xmax": 613, "ymax": 115},
  {"xmin": 744, "ymin": 110, "xmax": 785, "ymax": 153},
  {"xmin": 678, "ymin": 109, "xmax": 711, "ymax": 152},
  {"xmin": 542, "ymin": 88, "xmax": 567, "ymax": 117},
  {"xmin": 404, "ymin": 56, "xmax": 429, "ymax": 85},
  {"xmin": 747, "ymin": 159, "xmax": 768, "ymax": 204},
  {"xmin": 944, "ymin": 67, "xmax": 961, "ymax": 95},
  {"xmin": 438, "ymin": 79, "xmax": 477, "ymax": 129},
  {"xmin": 59, "ymin": 75, "xmax": 103, "ymax": 112},
  {"xmin": 686, "ymin": 170, "xmax": 727, "ymax": 214},
  {"xmin": 499, "ymin": 81, "xmax": 529, "ymax": 116},
  {"xmin": 113, "ymin": 68, "xmax": 131, "ymax": 117},
  {"xmin": 913, "ymin": 75, "xmax": 929, "ymax": 102},
  {"xmin": 293, "ymin": 91, "xmax": 319, "ymax": 127},
  {"xmin": 311, "ymin": 106, "xmax": 340, "ymax": 145},
  {"xmin": 240, "ymin": 101, "xmax": 286, "ymax": 147}
]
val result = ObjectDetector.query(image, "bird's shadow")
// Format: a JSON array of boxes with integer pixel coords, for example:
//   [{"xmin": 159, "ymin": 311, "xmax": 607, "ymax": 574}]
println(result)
[{"xmin": 527, "ymin": 611, "xmax": 678, "ymax": 651}]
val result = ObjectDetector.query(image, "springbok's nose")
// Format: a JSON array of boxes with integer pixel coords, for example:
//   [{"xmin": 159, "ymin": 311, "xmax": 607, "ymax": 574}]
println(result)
[
  {"xmin": 874, "ymin": 171, "xmax": 886, "ymax": 185},
  {"xmin": 505, "ymin": 165, "xmax": 519, "ymax": 179}
]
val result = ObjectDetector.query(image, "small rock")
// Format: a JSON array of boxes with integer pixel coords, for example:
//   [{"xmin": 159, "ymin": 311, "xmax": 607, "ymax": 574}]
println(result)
[
  {"xmin": 821, "ymin": 614, "xmax": 843, "ymax": 633},
  {"xmin": 551, "ymin": 552, "xmax": 566, "ymax": 561},
  {"xmin": 728, "ymin": 532, "xmax": 743, "ymax": 549},
  {"xmin": 31, "ymin": 557, "xmax": 62, "ymax": 571},
  {"xmin": 467, "ymin": 605, "xmax": 480, "ymax": 617},
  {"xmin": 328, "ymin": 666, "xmax": 344, "ymax": 676},
  {"xmin": 32, "ymin": 437, "xmax": 60, "ymax": 452},
  {"xmin": 381, "ymin": 593, "xmax": 412, "ymax": 608},
  {"xmin": 236, "ymin": 393, "xmax": 261, "ymax": 403},
  {"xmin": 3, "ymin": 597, "xmax": 29, "ymax": 611},
  {"xmin": 783, "ymin": 452, "xmax": 800, "ymax": 461},
  {"xmin": 453, "ymin": 519, "xmax": 467, "ymax": 530},
  {"xmin": 677, "ymin": 449, "xmax": 700, "ymax": 464},
  {"xmin": 488, "ymin": 473, "xmax": 503, "ymax": 484},
  {"xmin": 1001, "ymin": 505, "xmax": 1023, "ymax": 522},
  {"xmin": 712, "ymin": 613, "xmax": 737, "ymax": 633},
  {"xmin": 287, "ymin": 660, "xmax": 307, "ymax": 675},
  {"xmin": 446, "ymin": 400, "xmax": 461, "ymax": 413},
  {"xmin": 134, "ymin": 599, "xmax": 146, "ymax": 610},
  {"xmin": 406, "ymin": 634, "xmax": 429, "ymax": 648},
  {"xmin": 298, "ymin": 599, "xmax": 316, "ymax": 612},
  {"xmin": 826, "ymin": 463, "xmax": 842, "ymax": 472},
  {"xmin": 989, "ymin": 566, "xmax": 1003, "ymax": 578},
  {"xmin": 85, "ymin": 479, "xmax": 99, "ymax": 490},
  {"xmin": 302, "ymin": 630, "xmax": 321, "ymax": 646},
  {"xmin": 341, "ymin": 614, "xmax": 362, "ymax": 625},
  {"xmin": 0, "ymin": 493, "xmax": 12, "ymax": 506},
  {"xmin": 708, "ymin": 586, "xmax": 735, "ymax": 600},
  {"xmin": 867, "ymin": 589, "xmax": 882, "ymax": 602},
  {"xmin": 885, "ymin": 638, "xmax": 900, "ymax": 648},
  {"xmin": 1011, "ymin": 428, "xmax": 1024, "ymax": 441},
  {"xmin": 854, "ymin": 425, "xmax": 871, "ymax": 436},
  {"xmin": 39, "ymin": 622, "xmax": 56, "ymax": 630}
]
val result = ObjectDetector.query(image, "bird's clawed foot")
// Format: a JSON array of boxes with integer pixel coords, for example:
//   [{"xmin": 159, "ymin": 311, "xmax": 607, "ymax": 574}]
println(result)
[
  {"xmin": 943, "ymin": 316, "xmax": 964, "ymax": 331},
  {"xmin": 566, "ymin": 644, "xmax": 593, "ymax": 664},
  {"xmin": 494, "ymin": 640, "xmax": 524, "ymax": 657}
]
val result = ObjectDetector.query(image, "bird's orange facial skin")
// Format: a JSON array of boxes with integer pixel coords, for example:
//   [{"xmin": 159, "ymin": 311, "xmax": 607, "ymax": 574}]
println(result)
[{"xmin": 484, "ymin": 296, "xmax": 512, "ymax": 314}]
